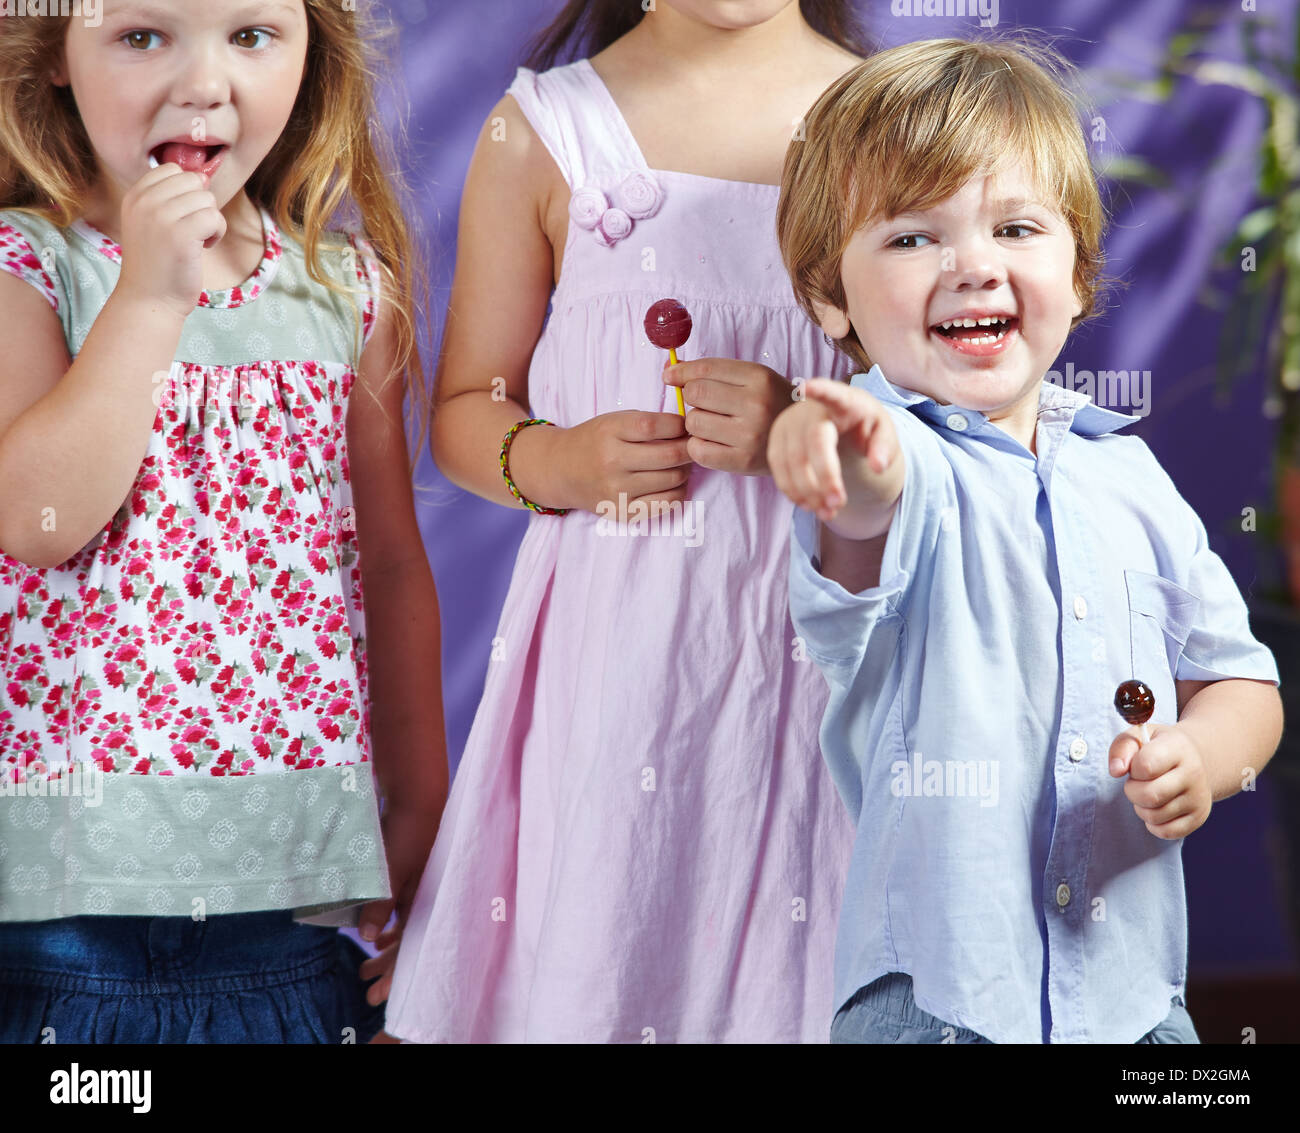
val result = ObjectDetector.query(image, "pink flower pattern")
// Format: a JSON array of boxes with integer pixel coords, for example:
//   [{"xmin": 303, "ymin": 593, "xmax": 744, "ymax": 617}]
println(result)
[{"xmin": 0, "ymin": 215, "xmax": 379, "ymax": 782}]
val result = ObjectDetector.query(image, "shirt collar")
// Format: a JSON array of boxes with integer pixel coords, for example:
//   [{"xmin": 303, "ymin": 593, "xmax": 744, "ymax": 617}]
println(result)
[{"xmin": 850, "ymin": 365, "xmax": 1141, "ymax": 438}]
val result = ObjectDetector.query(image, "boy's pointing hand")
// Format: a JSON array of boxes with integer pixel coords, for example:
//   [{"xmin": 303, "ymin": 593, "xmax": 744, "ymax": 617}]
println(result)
[
  {"xmin": 768, "ymin": 378, "xmax": 898, "ymax": 524},
  {"xmin": 1108, "ymin": 723, "xmax": 1213, "ymax": 839}
]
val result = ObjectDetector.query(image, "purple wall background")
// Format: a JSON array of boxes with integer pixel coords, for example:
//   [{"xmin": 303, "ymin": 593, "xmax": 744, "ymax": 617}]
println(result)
[{"xmin": 381, "ymin": 0, "xmax": 1294, "ymax": 976}]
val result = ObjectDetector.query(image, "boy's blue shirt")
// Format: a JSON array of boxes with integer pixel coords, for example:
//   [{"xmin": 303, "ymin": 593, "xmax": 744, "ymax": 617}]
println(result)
[{"xmin": 789, "ymin": 364, "xmax": 1280, "ymax": 1043}]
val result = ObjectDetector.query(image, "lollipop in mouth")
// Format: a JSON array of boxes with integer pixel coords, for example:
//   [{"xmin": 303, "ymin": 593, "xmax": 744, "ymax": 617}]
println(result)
[
  {"xmin": 148, "ymin": 140, "xmax": 227, "ymax": 181},
  {"xmin": 644, "ymin": 299, "xmax": 692, "ymax": 416}
]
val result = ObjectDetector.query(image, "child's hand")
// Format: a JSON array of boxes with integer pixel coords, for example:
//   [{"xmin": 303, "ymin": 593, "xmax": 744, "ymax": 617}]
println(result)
[
  {"xmin": 357, "ymin": 801, "xmax": 441, "ymax": 1006},
  {"xmin": 768, "ymin": 378, "xmax": 897, "ymax": 523},
  {"xmin": 663, "ymin": 358, "xmax": 793, "ymax": 476},
  {"xmin": 551, "ymin": 410, "xmax": 692, "ymax": 515},
  {"xmin": 117, "ymin": 164, "xmax": 227, "ymax": 320},
  {"xmin": 1108, "ymin": 723, "xmax": 1213, "ymax": 839}
]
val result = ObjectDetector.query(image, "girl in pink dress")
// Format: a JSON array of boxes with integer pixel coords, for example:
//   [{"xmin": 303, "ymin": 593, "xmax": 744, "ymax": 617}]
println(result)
[{"xmin": 385, "ymin": 2, "xmax": 866, "ymax": 1042}]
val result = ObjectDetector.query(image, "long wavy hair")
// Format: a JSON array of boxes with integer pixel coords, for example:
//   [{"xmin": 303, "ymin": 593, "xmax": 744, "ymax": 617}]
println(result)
[
  {"xmin": 0, "ymin": 1, "xmax": 431, "ymax": 479},
  {"xmin": 523, "ymin": 0, "xmax": 872, "ymax": 69}
]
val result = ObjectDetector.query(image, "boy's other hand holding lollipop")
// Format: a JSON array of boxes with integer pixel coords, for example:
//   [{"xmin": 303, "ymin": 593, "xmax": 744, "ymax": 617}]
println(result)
[{"xmin": 1108, "ymin": 723, "xmax": 1213, "ymax": 840}]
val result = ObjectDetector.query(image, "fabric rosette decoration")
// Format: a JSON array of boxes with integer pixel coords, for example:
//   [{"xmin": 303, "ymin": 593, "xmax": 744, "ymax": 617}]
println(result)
[
  {"xmin": 567, "ymin": 186, "xmax": 608, "ymax": 231},
  {"xmin": 611, "ymin": 171, "xmax": 663, "ymax": 220},
  {"xmin": 568, "ymin": 171, "xmax": 664, "ymax": 246},
  {"xmin": 594, "ymin": 207, "xmax": 632, "ymax": 247}
]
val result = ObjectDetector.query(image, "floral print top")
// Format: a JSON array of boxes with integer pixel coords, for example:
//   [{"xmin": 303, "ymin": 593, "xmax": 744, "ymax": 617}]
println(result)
[{"xmin": 0, "ymin": 205, "xmax": 390, "ymax": 921}]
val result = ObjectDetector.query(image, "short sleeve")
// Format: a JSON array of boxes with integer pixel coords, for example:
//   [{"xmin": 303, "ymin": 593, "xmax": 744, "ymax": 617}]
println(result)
[
  {"xmin": 788, "ymin": 402, "xmax": 946, "ymax": 671},
  {"xmin": 1174, "ymin": 507, "xmax": 1280, "ymax": 685},
  {"xmin": 1135, "ymin": 441, "xmax": 1280, "ymax": 686},
  {"xmin": 344, "ymin": 231, "xmax": 381, "ymax": 352},
  {"xmin": 0, "ymin": 220, "xmax": 59, "ymax": 313}
]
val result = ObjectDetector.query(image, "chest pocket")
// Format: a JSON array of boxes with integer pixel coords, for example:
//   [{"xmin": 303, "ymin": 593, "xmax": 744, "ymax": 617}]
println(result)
[{"xmin": 1124, "ymin": 569, "xmax": 1200, "ymax": 723}]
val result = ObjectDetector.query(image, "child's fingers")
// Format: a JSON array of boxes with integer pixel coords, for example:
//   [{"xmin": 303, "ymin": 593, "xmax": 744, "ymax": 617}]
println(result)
[
  {"xmin": 1112, "ymin": 732, "xmax": 1133, "ymax": 779},
  {"xmin": 1107, "ymin": 731, "xmax": 1141, "ymax": 777},
  {"xmin": 767, "ymin": 411, "xmax": 798, "ymax": 497},
  {"xmin": 366, "ymin": 970, "xmax": 395, "ymax": 1006},
  {"xmin": 1107, "ymin": 723, "xmax": 1171, "ymax": 778},
  {"xmin": 615, "ymin": 410, "xmax": 689, "ymax": 444},
  {"xmin": 1141, "ymin": 811, "xmax": 1205, "ymax": 840},
  {"xmin": 1131, "ymin": 789, "xmax": 1194, "ymax": 828},
  {"xmin": 623, "ymin": 435, "xmax": 693, "ymax": 473},
  {"xmin": 358, "ymin": 922, "xmax": 401, "ymax": 967},
  {"xmin": 1126, "ymin": 731, "xmax": 1180, "ymax": 782},
  {"xmin": 366, "ymin": 974, "xmax": 393, "ymax": 1006},
  {"xmin": 1123, "ymin": 764, "xmax": 1190, "ymax": 812},
  {"xmin": 358, "ymin": 948, "xmax": 388, "ymax": 983},
  {"xmin": 357, "ymin": 897, "xmax": 394, "ymax": 943},
  {"xmin": 770, "ymin": 408, "xmax": 840, "ymax": 515},
  {"xmin": 865, "ymin": 415, "xmax": 897, "ymax": 475},
  {"xmin": 624, "ymin": 468, "xmax": 691, "ymax": 499},
  {"xmin": 361, "ymin": 941, "xmax": 399, "ymax": 1005},
  {"xmin": 781, "ymin": 422, "xmax": 836, "ymax": 513},
  {"xmin": 802, "ymin": 380, "xmax": 896, "ymax": 475},
  {"xmin": 804, "ymin": 418, "xmax": 845, "ymax": 510},
  {"xmin": 800, "ymin": 377, "xmax": 875, "ymax": 435}
]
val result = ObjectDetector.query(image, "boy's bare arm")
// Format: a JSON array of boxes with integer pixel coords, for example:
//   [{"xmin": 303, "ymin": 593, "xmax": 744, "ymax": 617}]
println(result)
[{"xmin": 1174, "ymin": 677, "xmax": 1284, "ymax": 801}]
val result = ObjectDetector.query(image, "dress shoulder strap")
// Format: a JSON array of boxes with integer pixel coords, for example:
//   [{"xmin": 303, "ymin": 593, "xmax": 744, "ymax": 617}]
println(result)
[{"xmin": 505, "ymin": 60, "xmax": 649, "ymax": 192}]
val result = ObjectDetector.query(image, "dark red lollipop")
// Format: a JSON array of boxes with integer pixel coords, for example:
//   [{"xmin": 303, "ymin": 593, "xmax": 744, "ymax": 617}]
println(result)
[
  {"xmin": 644, "ymin": 299, "xmax": 692, "ymax": 351},
  {"xmin": 1114, "ymin": 680, "xmax": 1155, "ymax": 726},
  {"xmin": 645, "ymin": 299, "xmax": 692, "ymax": 415}
]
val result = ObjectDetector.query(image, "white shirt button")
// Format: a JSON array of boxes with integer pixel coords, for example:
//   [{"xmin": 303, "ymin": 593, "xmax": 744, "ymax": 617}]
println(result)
[
  {"xmin": 946, "ymin": 413, "xmax": 968, "ymax": 431},
  {"xmin": 1056, "ymin": 882, "xmax": 1071, "ymax": 909},
  {"xmin": 1069, "ymin": 737, "xmax": 1088, "ymax": 762},
  {"xmin": 1073, "ymin": 595, "xmax": 1088, "ymax": 619}
]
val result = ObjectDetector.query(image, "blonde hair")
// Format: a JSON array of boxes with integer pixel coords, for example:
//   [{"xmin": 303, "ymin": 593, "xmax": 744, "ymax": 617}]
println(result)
[
  {"xmin": 0, "ymin": 1, "xmax": 432, "ymax": 479},
  {"xmin": 777, "ymin": 35, "xmax": 1108, "ymax": 373}
]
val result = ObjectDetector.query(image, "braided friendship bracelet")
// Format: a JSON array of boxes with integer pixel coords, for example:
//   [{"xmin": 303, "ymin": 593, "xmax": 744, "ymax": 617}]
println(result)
[{"xmin": 500, "ymin": 418, "xmax": 569, "ymax": 515}]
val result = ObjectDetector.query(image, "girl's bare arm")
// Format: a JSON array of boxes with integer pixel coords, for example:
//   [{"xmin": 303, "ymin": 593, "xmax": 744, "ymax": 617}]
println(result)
[
  {"xmin": 429, "ymin": 94, "xmax": 572, "ymax": 512},
  {"xmin": 345, "ymin": 289, "xmax": 448, "ymax": 818},
  {"xmin": 0, "ymin": 272, "xmax": 184, "ymax": 568}
]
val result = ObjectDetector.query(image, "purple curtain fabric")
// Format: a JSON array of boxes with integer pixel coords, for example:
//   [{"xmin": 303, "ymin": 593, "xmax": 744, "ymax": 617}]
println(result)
[{"xmin": 384, "ymin": 0, "xmax": 1293, "ymax": 975}]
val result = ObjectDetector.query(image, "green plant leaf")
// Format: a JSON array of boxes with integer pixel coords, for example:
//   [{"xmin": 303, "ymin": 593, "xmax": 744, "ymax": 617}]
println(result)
[{"xmin": 1095, "ymin": 154, "xmax": 1172, "ymax": 189}]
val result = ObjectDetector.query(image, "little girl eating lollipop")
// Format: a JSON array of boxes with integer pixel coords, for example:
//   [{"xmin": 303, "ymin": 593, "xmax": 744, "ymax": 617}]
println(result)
[
  {"xmin": 768, "ymin": 36, "xmax": 1282, "ymax": 1043},
  {"xmin": 0, "ymin": 0, "xmax": 445, "ymax": 1043}
]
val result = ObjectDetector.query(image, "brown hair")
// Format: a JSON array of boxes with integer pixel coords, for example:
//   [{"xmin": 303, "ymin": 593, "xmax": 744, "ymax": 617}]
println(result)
[
  {"xmin": 777, "ymin": 34, "xmax": 1109, "ymax": 373},
  {"xmin": 0, "ymin": 1, "xmax": 432, "ymax": 478},
  {"xmin": 522, "ymin": 0, "xmax": 872, "ymax": 70}
]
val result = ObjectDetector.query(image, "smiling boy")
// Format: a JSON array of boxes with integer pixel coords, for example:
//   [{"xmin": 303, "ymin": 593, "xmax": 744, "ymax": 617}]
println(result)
[{"xmin": 769, "ymin": 38, "xmax": 1283, "ymax": 1043}]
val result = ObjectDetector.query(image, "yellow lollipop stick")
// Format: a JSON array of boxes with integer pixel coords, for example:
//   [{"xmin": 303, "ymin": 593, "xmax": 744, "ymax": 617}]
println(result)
[{"xmin": 645, "ymin": 300, "xmax": 691, "ymax": 417}]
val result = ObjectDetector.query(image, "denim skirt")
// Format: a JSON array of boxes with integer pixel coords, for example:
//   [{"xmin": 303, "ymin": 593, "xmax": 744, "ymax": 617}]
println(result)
[{"xmin": 0, "ymin": 909, "xmax": 385, "ymax": 1043}]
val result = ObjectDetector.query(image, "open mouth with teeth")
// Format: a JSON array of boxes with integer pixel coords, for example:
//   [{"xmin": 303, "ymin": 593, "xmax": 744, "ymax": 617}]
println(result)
[{"xmin": 931, "ymin": 315, "xmax": 1019, "ymax": 345}]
